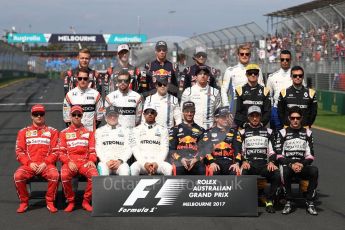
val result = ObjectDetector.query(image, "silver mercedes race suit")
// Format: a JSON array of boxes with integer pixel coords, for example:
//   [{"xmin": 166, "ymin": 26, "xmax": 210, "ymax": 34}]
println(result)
[{"xmin": 95, "ymin": 124, "xmax": 131, "ymax": 175}]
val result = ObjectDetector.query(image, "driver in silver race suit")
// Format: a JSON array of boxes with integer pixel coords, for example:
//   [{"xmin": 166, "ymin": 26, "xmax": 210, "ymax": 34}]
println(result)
[
  {"xmin": 63, "ymin": 68, "xmax": 103, "ymax": 132},
  {"xmin": 129, "ymin": 103, "xmax": 172, "ymax": 176},
  {"xmin": 105, "ymin": 68, "xmax": 143, "ymax": 128},
  {"xmin": 95, "ymin": 106, "xmax": 131, "ymax": 176}
]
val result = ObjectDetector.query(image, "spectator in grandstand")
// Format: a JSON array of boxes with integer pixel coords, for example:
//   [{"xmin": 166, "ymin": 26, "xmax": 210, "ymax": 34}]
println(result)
[
  {"xmin": 104, "ymin": 68, "xmax": 143, "ymax": 128},
  {"xmin": 275, "ymin": 106, "xmax": 318, "ymax": 215},
  {"xmin": 95, "ymin": 106, "xmax": 131, "ymax": 176},
  {"xmin": 63, "ymin": 48, "xmax": 101, "ymax": 95},
  {"xmin": 181, "ymin": 65, "xmax": 221, "ymax": 130},
  {"xmin": 143, "ymin": 75, "xmax": 181, "ymax": 129},
  {"xmin": 129, "ymin": 104, "xmax": 172, "ymax": 176},
  {"xmin": 63, "ymin": 68, "xmax": 103, "ymax": 131},
  {"xmin": 14, "ymin": 104, "xmax": 59, "ymax": 213},
  {"xmin": 59, "ymin": 105, "xmax": 99, "ymax": 212},
  {"xmin": 221, "ymin": 44, "xmax": 264, "ymax": 112},
  {"xmin": 198, "ymin": 107, "xmax": 241, "ymax": 175},
  {"xmin": 180, "ymin": 46, "xmax": 219, "ymax": 93},
  {"xmin": 107, "ymin": 44, "xmax": 141, "ymax": 93},
  {"xmin": 234, "ymin": 64, "xmax": 271, "ymax": 128},
  {"xmin": 239, "ymin": 105, "xmax": 280, "ymax": 213},
  {"xmin": 169, "ymin": 101, "xmax": 205, "ymax": 175},
  {"xmin": 143, "ymin": 41, "xmax": 179, "ymax": 97},
  {"xmin": 277, "ymin": 66, "xmax": 317, "ymax": 128},
  {"xmin": 266, "ymin": 50, "xmax": 293, "ymax": 130}
]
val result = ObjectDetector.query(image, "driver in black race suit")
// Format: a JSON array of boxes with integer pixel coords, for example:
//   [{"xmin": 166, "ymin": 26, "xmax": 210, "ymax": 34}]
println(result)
[
  {"xmin": 275, "ymin": 106, "xmax": 318, "ymax": 215},
  {"xmin": 107, "ymin": 44, "xmax": 141, "ymax": 93},
  {"xmin": 180, "ymin": 46, "xmax": 219, "ymax": 92},
  {"xmin": 239, "ymin": 105, "xmax": 280, "ymax": 213},
  {"xmin": 169, "ymin": 101, "xmax": 205, "ymax": 175},
  {"xmin": 198, "ymin": 107, "xmax": 241, "ymax": 175},
  {"xmin": 143, "ymin": 41, "xmax": 179, "ymax": 97},
  {"xmin": 63, "ymin": 48, "xmax": 101, "ymax": 95}
]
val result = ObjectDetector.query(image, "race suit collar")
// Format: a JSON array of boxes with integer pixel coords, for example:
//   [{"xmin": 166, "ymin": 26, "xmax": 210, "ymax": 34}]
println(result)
[
  {"xmin": 69, "ymin": 124, "xmax": 84, "ymax": 130},
  {"xmin": 144, "ymin": 122, "xmax": 157, "ymax": 129},
  {"xmin": 31, "ymin": 124, "xmax": 47, "ymax": 130}
]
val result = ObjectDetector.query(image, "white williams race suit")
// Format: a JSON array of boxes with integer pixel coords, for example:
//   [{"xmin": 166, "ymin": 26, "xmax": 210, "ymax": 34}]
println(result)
[{"xmin": 143, "ymin": 92, "xmax": 182, "ymax": 129}]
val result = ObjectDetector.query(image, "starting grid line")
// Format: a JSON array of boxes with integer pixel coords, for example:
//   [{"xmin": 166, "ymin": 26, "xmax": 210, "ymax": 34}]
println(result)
[{"xmin": 0, "ymin": 102, "xmax": 62, "ymax": 106}]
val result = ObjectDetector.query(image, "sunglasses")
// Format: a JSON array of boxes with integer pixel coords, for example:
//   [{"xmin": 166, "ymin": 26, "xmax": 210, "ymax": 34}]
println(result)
[
  {"xmin": 72, "ymin": 113, "xmax": 83, "ymax": 118},
  {"xmin": 77, "ymin": 77, "xmax": 89, "ymax": 81},
  {"xmin": 157, "ymin": 82, "xmax": 167, "ymax": 87},
  {"xmin": 118, "ymin": 79, "xmax": 130, "ymax": 84},
  {"xmin": 292, "ymin": 74, "xmax": 304, "ymax": 79},
  {"xmin": 290, "ymin": 116, "xmax": 301, "ymax": 120},
  {"xmin": 280, "ymin": 58, "xmax": 290, "ymax": 62},
  {"xmin": 214, "ymin": 148, "xmax": 231, "ymax": 152},
  {"xmin": 32, "ymin": 112, "xmax": 45, "ymax": 117},
  {"xmin": 239, "ymin": 53, "xmax": 250, "ymax": 57},
  {"xmin": 156, "ymin": 48, "xmax": 167, "ymax": 52},
  {"xmin": 144, "ymin": 109, "xmax": 156, "ymax": 115},
  {"xmin": 196, "ymin": 54, "xmax": 207, "ymax": 58},
  {"xmin": 247, "ymin": 70, "xmax": 259, "ymax": 76}
]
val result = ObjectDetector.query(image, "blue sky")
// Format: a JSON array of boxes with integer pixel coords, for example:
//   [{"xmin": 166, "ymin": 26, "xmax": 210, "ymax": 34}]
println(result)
[{"xmin": 1, "ymin": 0, "xmax": 311, "ymax": 39}]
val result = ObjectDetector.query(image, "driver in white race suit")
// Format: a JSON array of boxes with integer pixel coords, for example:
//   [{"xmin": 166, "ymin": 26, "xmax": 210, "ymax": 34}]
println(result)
[
  {"xmin": 95, "ymin": 106, "xmax": 131, "ymax": 176},
  {"xmin": 129, "ymin": 103, "xmax": 172, "ymax": 176}
]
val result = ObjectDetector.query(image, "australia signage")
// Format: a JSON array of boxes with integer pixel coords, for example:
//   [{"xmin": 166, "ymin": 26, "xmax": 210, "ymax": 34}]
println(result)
[
  {"xmin": 92, "ymin": 176, "xmax": 258, "ymax": 217},
  {"xmin": 7, "ymin": 33, "xmax": 147, "ymax": 44}
]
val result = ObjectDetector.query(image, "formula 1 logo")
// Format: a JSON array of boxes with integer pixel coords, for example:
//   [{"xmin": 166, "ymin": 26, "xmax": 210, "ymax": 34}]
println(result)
[{"xmin": 123, "ymin": 179, "xmax": 188, "ymax": 206}]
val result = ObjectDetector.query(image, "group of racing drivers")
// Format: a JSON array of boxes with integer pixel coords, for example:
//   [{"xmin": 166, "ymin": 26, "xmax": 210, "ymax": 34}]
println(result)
[{"xmin": 14, "ymin": 42, "xmax": 319, "ymax": 216}]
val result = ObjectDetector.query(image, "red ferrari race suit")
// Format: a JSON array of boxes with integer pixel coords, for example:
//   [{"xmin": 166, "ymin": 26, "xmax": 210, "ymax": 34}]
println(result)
[
  {"xmin": 14, "ymin": 125, "xmax": 59, "ymax": 203},
  {"xmin": 59, "ymin": 124, "xmax": 98, "ymax": 203}
]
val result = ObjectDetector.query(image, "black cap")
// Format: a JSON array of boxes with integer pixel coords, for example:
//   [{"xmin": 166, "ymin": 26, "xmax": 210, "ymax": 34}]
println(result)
[
  {"xmin": 195, "ymin": 65, "xmax": 210, "ymax": 75},
  {"xmin": 182, "ymin": 101, "xmax": 195, "ymax": 111},
  {"xmin": 214, "ymin": 106, "xmax": 230, "ymax": 117},
  {"xmin": 106, "ymin": 106, "xmax": 119, "ymax": 115},
  {"xmin": 155, "ymin": 75, "xmax": 169, "ymax": 85},
  {"xmin": 155, "ymin": 41, "xmax": 167, "ymax": 50}
]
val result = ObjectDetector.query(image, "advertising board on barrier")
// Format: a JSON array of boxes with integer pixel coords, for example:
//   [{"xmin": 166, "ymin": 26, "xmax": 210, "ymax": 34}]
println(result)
[
  {"xmin": 7, "ymin": 33, "xmax": 51, "ymax": 43},
  {"xmin": 92, "ymin": 176, "xmax": 258, "ymax": 217},
  {"xmin": 7, "ymin": 33, "xmax": 147, "ymax": 44},
  {"xmin": 103, "ymin": 34, "xmax": 147, "ymax": 44}
]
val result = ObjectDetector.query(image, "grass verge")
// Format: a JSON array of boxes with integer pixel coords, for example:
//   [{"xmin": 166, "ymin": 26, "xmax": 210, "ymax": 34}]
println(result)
[{"xmin": 314, "ymin": 110, "xmax": 345, "ymax": 133}]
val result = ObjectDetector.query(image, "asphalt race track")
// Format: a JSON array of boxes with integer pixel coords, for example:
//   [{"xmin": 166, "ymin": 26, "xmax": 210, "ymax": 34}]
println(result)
[{"xmin": 0, "ymin": 78, "xmax": 344, "ymax": 230}]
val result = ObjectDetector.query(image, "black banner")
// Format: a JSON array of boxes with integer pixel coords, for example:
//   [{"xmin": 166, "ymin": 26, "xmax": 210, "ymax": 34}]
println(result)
[
  {"xmin": 49, "ymin": 34, "xmax": 106, "ymax": 43},
  {"xmin": 92, "ymin": 176, "xmax": 258, "ymax": 216}
]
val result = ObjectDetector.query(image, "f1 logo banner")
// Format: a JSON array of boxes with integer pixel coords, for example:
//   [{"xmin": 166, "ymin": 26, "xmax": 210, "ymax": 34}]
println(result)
[{"xmin": 92, "ymin": 176, "xmax": 258, "ymax": 216}]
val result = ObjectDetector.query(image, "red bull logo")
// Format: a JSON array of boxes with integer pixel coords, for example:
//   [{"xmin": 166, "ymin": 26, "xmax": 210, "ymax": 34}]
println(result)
[
  {"xmin": 152, "ymin": 69, "xmax": 171, "ymax": 76},
  {"xmin": 177, "ymin": 136, "xmax": 198, "ymax": 151},
  {"xmin": 212, "ymin": 142, "xmax": 234, "ymax": 157}
]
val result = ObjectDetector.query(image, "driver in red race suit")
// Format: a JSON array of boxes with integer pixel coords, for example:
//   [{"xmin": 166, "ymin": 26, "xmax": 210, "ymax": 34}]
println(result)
[
  {"xmin": 14, "ymin": 104, "xmax": 59, "ymax": 213},
  {"xmin": 63, "ymin": 48, "xmax": 101, "ymax": 95},
  {"xmin": 59, "ymin": 105, "xmax": 98, "ymax": 212}
]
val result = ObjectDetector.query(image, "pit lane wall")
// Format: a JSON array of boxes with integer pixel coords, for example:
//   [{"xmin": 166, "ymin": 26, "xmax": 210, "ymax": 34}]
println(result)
[
  {"xmin": 317, "ymin": 90, "xmax": 345, "ymax": 115},
  {"xmin": 0, "ymin": 41, "xmax": 46, "ymax": 82}
]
